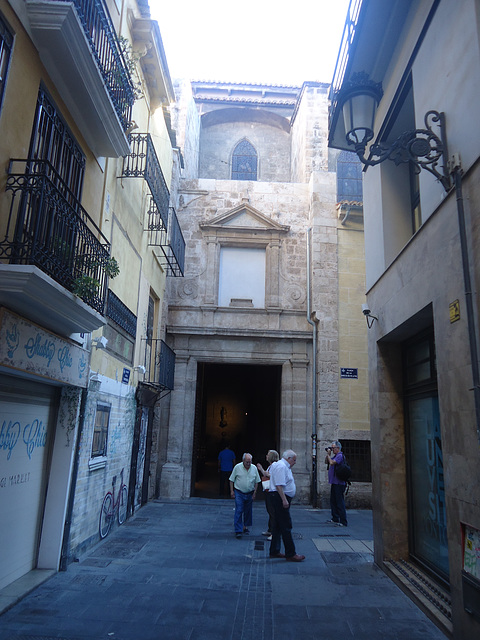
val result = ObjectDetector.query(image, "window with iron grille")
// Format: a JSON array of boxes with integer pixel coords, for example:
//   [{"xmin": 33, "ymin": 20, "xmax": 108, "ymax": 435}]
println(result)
[
  {"xmin": 29, "ymin": 87, "xmax": 86, "ymax": 203},
  {"xmin": 341, "ymin": 439, "xmax": 371, "ymax": 482},
  {"xmin": 232, "ymin": 139, "xmax": 257, "ymax": 181},
  {"xmin": 0, "ymin": 13, "xmax": 13, "ymax": 116},
  {"xmin": 92, "ymin": 403, "xmax": 110, "ymax": 458},
  {"xmin": 106, "ymin": 289, "xmax": 137, "ymax": 338}
]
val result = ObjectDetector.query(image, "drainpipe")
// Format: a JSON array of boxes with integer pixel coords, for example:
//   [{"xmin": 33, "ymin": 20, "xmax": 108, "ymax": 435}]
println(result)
[
  {"xmin": 306, "ymin": 228, "xmax": 319, "ymax": 506},
  {"xmin": 452, "ymin": 164, "xmax": 480, "ymax": 445}
]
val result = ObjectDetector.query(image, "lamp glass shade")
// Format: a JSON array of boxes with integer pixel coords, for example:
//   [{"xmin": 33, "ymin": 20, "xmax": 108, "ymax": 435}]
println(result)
[{"xmin": 342, "ymin": 91, "xmax": 378, "ymax": 148}]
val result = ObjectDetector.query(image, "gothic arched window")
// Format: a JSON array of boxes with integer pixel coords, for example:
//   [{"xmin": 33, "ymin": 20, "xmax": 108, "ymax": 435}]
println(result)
[{"xmin": 231, "ymin": 139, "xmax": 258, "ymax": 181}]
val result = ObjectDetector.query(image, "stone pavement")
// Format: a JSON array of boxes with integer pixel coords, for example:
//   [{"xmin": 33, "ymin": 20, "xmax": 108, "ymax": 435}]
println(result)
[{"xmin": 0, "ymin": 499, "xmax": 446, "ymax": 640}]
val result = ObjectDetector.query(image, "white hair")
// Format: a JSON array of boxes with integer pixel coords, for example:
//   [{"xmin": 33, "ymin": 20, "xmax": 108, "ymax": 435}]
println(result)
[{"xmin": 282, "ymin": 449, "xmax": 296, "ymax": 460}]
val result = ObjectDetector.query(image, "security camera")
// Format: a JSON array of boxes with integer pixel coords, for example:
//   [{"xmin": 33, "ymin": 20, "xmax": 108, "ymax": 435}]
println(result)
[{"xmin": 362, "ymin": 303, "xmax": 371, "ymax": 316}]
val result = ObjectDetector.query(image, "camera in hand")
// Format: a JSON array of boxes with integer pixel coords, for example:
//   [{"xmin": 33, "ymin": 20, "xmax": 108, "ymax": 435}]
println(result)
[{"xmin": 325, "ymin": 447, "xmax": 331, "ymax": 452}]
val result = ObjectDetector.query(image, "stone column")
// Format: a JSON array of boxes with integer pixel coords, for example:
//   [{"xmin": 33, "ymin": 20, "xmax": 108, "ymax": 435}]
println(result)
[
  {"xmin": 204, "ymin": 236, "xmax": 218, "ymax": 305},
  {"xmin": 281, "ymin": 352, "xmax": 311, "ymax": 502},
  {"xmin": 159, "ymin": 354, "xmax": 197, "ymax": 498},
  {"xmin": 266, "ymin": 239, "xmax": 281, "ymax": 308}
]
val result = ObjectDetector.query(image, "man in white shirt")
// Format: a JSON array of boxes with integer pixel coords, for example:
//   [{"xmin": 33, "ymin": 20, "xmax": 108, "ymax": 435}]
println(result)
[{"xmin": 268, "ymin": 449, "xmax": 305, "ymax": 561}]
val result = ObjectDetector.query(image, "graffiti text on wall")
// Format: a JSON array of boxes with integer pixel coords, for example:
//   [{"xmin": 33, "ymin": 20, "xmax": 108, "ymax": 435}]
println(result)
[
  {"xmin": 0, "ymin": 418, "xmax": 47, "ymax": 460},
  {"xmin": 0, "ymin": 309, "xmax": 89, "ymax": 387},
  {"xmin": 0, "ymin": 472, "xmax": 31, "ymax": 489}
]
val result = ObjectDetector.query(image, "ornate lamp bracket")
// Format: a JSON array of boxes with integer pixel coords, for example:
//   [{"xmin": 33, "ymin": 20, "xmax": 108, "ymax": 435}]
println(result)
[{"xmin": 356, "ymin": 110, "xmax": 451, "ymax": 192}]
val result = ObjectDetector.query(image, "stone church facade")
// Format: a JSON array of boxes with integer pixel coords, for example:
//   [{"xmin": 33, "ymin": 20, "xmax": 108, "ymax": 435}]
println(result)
[{"xmin": 152, "ymin": 80, "xmax": 370, "ymax": 506}]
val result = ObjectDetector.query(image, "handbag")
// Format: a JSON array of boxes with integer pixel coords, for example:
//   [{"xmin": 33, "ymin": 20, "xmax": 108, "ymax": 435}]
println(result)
[{"xmin": 261, "ymin": 476, "xmax": 270, "ymax": 491}]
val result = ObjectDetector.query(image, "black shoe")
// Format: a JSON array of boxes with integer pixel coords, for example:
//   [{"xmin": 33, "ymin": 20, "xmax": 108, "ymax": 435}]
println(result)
[
  {"xmin": 235, "ymin": 533, "xmax": 242, "ymax": 539},
  {"xmin": 243, "ymin": 527, "xmax": 249, "ymax": 534}
]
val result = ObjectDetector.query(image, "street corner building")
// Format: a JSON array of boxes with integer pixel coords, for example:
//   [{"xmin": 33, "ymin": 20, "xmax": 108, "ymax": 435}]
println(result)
[
  {"xmin": 328, "ymin": 0, "xmax": 480, "ymax": 637},
  {"xmin": 0, "ymin": 0, "xmax": 181, "ymax": 593}
]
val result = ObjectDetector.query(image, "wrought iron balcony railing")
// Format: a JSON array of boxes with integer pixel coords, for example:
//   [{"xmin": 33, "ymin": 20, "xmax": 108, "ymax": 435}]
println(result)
[
  {"xmin": 147, "ymin": 201, "xmax": 185, "ymax": 277},
  {"xmin": 60, "ymin": 0, "xmax": 135, "ymax": 130},
  {"xmin": 122, "ymin": 133, "xmax": 170, "ymax": 219},
  {"xmin": 329, "ymin": 0, "xmax": 364, "ymax": 128},
  {"xmin": 106, "ymin": 289, "xmax": 137, "ymax": 337},
  {"xmin": 141, "ymin": 337, "xmax": 175, "ymax": 392},
  {"xmin": 123, "ymin": 133, "xmax": 185, "ymax": 276},
  {"xmin": 1, "ymin": 159, "xmax": 111, "ymax": 314}
]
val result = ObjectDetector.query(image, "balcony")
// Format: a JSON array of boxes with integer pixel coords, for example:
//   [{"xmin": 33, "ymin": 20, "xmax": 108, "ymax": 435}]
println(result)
[
  {"xmin": 106, "ymin": 289, "xmax": 137, "ymax": 337},
  {"xmin": 0, "ymin": 159, "xmax": 111, "ymax": 336},
  {"xmin": 23, "ymin": 0, "xmax": 135, "ymax": 157},
  {"xmin": 147, "ymin": 202, "xmax": 185, "ymax": 277},
  {"xmin": 141, "ymin": 338, "xmax": 175, "ymax": 394},
  {"xmin": 123, "ymin": 133, "xmax": 185, "ymax": 276}
]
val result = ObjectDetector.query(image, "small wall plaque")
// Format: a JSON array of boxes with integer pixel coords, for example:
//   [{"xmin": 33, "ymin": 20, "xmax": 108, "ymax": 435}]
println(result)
[
  {"xmin": 449, "ymin": 299, "xmax": 460, "ymax": 323},
  {"xmin": 341, "ymin": 368, "xmax": 358, "ymax": 379}
]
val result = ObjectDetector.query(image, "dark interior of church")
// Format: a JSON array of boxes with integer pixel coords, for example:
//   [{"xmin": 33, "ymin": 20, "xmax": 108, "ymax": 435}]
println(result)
[{"xmin": 192, "ymin": 362, "xmax": 281, "ymax": 498}]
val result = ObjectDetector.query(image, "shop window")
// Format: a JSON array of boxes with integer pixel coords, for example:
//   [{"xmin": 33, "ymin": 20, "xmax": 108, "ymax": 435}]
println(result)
[
  {"xmin": 404, "ymin": 329, "xmax": 449, "ymax": 582},
  {"xmin": 232, "ymin": 139, "xmax": 257, "ymax": 181},
  {"xmin": 0, "ymin": 14, "xmax": 13, "ymax": 116},
  {"xmin": 92, "ymin": 403, "xmax": 110, "ymax": 458},
  {"xmin": 341, "ymin": 439, "xmax": 371, "ymax": 482}
]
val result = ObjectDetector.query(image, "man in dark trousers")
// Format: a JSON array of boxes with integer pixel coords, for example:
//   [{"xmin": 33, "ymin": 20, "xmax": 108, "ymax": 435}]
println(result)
[
  {"xmin": 325, "ymin": 440, "xmax": 348, "ymax": 527},
  {"xmin": 268, "ymin": 449, "xmax": 305, "ymax": 562}
]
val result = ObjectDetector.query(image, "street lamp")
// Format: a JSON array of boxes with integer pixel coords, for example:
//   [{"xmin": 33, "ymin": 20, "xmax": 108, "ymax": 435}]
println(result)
[
  {"xmin": 337, "ymin": 73, "xmax": 480, "ymax": 444},
  {"xmin": 338, "ymin": 72, "xmax": 451, "ymax": 192}
]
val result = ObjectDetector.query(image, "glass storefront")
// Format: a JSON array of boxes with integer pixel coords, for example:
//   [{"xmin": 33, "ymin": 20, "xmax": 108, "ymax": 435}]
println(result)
[{"xmin": 404, "ymin": 332, "xmax": 449, "ymax": 581}]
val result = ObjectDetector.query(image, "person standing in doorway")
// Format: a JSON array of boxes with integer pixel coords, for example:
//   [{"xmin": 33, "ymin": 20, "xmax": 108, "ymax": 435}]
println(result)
[
  {"xmin": 218, "ymin": 443, "xmax": 236, "ymax": 496},
  {"xmin": 229, "ymin": 453, "xmax": 260, "ymax": 538},
  {"xmin": 325, "ymin": 441, "xmax": 348, "ymax": 527},
  {"xmin": 268, "ymin": 449, "xmax": 305, "ymax": 562}
]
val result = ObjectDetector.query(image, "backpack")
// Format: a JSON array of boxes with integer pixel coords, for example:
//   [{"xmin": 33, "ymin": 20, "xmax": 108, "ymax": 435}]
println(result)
[{"xmin": 334, "ymin": 454, "xmax": 352, "ymax": 483}]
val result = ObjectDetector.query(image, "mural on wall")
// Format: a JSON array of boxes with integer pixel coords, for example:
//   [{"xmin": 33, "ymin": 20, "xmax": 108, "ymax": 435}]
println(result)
[{"xmin": 0, "ymin": 309, "xmax": 88, "ymax": 387}]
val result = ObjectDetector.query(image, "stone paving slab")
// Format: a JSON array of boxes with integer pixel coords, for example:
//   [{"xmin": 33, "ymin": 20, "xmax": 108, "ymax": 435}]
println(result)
[{"xmin": 0, "ymin": 501, "xmax": 447, "ymax": 640}]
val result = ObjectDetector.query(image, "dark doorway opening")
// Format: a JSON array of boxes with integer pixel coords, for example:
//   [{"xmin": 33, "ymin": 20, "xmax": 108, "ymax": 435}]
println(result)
[{"xmin": 192, "ymin": 362, "xmax": 281, "ymax": 498}]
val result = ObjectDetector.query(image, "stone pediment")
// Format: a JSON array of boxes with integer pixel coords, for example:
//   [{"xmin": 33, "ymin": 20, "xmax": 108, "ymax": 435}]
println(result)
[{"xmin": 200, "ymin": 203, "xmax": 290, "ymax": 233}]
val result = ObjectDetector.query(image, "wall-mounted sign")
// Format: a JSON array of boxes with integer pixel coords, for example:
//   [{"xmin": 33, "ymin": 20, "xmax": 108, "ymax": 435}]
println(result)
[
  {"xmin": 0, "ymin": 308, "xmax": 89, "ymax": 387},
  {"xmin": 341, "ymin": 368, "xmax": 358, "ymax": 379},
  {"xmin": 122, "ymin": 368, "xmax": 131, "ymax": 384},
  {"xmin": 450, "ymin": 299, "xmax": 460, "ymax": 323}
]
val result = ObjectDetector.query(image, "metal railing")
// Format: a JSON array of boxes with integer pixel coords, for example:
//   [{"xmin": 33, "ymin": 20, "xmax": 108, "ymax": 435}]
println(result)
[
  {"xmin": 329, "ymin": 0, "xmax": 364, "ymax": 127},
  {"xmin": 106, "ymin": 289, "xmax": 137, "ymax": 337},
  {"xmin": 1, "ymin": 159, "xmax": 111, "ymax": 314},
  {"xmin": 58, "ymin": 0, "xmax": 135, "ymax": 130},
  {"xmin": 122, "ymin": 133, "xmax": 170, "ymax": 223},
  {"xmin": 142, "ymin": 338, "xmax": 175, "ymax": 391},
  {"xmin": 123, "ymin": 134, "xmax": 185, "ymax": 277},
  {"xmin": 147, "ymin": 201, "xmax": 185, "ymax": 277}
]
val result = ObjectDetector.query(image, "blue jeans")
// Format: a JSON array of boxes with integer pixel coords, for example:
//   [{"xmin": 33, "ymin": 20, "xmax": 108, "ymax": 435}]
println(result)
[
  {"xmin": 330, "ymin": 483, "xmax": 347, "ymax": 525},
  {"xmin": 234, "ymin": 489, "xmax": 253, "ymax": 533}
]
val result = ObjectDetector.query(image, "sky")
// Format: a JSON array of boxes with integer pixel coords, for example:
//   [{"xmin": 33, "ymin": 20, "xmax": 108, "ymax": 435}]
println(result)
[{"xmin": 150, "ymin": 0, "xmax": 351, "ymax": 86}]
